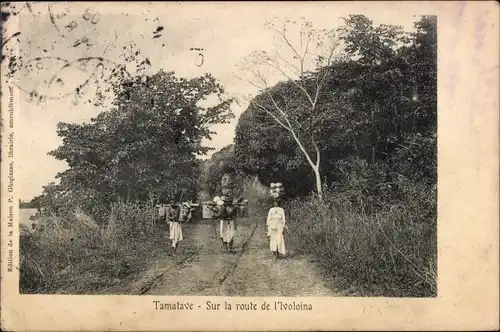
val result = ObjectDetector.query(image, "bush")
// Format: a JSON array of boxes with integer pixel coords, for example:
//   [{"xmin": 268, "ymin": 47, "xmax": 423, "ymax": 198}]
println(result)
[
  {"xmin": 20, "ymin": 202, "xmax": 167, "ymax": 294},
  {"xmin": 240, "ymin": 176, "xmax": 270, "ymax": 214},
  {"xmin": 285, "ymin": 178, "xmax": 436, "ymax": 297}
]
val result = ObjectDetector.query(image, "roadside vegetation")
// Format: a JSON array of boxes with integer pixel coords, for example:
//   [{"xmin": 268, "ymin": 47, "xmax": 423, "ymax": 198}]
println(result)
[
  {"xmin": 233, "ymin": 15, "xmax": 437, "ymax": 297},
  {"xmin": 21, "ymin": 15, "xmax": 436, "ymax": 297}
]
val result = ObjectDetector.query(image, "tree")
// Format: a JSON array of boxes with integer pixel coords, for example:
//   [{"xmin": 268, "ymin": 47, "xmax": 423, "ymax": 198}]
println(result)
[
  {"xmin": 235, "ymin": 90, "xmax": 318, "ymax": 197},
  {"xmin": 337, "ymin": 15, "xmax": 413, "ymax": 164},
  {"xmin": 30, "ymin": 182, "xmax": 64, "ymax": 213},
  {"xmin": 234, "ymin": 15, "xmax": 437, "ymax": 201},
  {"xmin": 237, "ymin": 19, "xmax": 343, "ymax": 198},
  {"xmin": 333, "ymin": 15, "xmax": 437, "ymax": 201},
  {"xmin": 48, "ymin": 71, "xmax": 234, "ymax": 216},
  {"xmin": 339, "ymin": 15, "xmax": 436, "ymax": 174},
  {"xmin": 200, "ymin": 144, "xmax": 236, "ymax": 197},
  {"xmin": 390, "ymin": 15, "xmax": 437, "ymax": 184}
]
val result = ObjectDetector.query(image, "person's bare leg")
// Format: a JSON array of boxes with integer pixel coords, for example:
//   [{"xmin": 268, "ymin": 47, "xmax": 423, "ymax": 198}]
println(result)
[{"xmin": 212, "ymin": 221, "xmax": 218, "ymax": 238}]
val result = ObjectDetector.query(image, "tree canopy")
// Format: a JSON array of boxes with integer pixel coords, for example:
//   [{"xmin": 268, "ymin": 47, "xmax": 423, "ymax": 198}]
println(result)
[
  {"xmin": 35, "ymin": 71, "xmax": 234, "ymax": 219},
  {"xmin": 234, "ymin": 15, "xmax": 437, "ymax": 200}
]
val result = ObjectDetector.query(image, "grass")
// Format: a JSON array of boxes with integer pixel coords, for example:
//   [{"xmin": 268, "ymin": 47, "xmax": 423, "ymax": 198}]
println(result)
[
  {"xmin": 240, "ymin": 175, "xmax": 270, "ymax": 214},
  {"xmin": 18, "ymin": 179, "xmax": 268, "ymax": 295},
  {"xmin": 19, "ymin": 202, "xmax": 178, "ymax": 294},
  {"xmin": 20, "ymin": 173, "xmax": 436, "ymax": 297},
  {"xmin": 285, "ymin": 180, "xmax": 437, "ymax": 297}
]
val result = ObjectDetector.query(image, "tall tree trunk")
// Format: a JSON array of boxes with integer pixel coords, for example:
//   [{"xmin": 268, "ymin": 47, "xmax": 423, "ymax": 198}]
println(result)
[{"xmin": 313, "ymin": 165, "xmax": 323, "ymax": 198}]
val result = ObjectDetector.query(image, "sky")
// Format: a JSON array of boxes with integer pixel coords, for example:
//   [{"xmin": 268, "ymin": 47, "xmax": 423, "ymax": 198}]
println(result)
[{"xmin": 8, "ymin": 2, "xmax": 420, "ymax": 200}]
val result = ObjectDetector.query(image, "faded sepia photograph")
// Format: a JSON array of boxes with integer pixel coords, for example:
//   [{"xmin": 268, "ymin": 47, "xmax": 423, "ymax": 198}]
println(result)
[
  {"xmin": 1, "ymin": 1, "xmax": 498, "ymax": 331},
  {"xmin": 3, "ymin": 1, "xmax": 437, "ymax": 298}
]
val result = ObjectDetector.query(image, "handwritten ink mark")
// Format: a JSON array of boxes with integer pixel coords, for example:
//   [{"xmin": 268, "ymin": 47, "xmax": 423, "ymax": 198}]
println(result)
[
  {"xmin": 189, "ymin": 48, "xmax": 206, "ymax": 67},
  {"xmin": 153, "ymin": 26, "xmax": 164, "ymax": 39},
  {"xmin": 73, "ymin": 37, "xmax": 92, "ymax": 48},
  {"xmin": 90, "ymin": 13, "xmax": 101, "ymax": 24},
  {"xmin": 197, "ymin": 53, "xmax": 204, "ymax": 67},
  {"xmin": 83, "ymin": 8, "xmax": 92, "ymax": 21},
  {"xmin": 48, "ymin": 4, "xmax": 64, "ymax": 38},
  {"xmin": 1, "ymin": 31, "xmax": 21, "ymax": 48},
  {"xmin": 64, "ymin": 21, "xmax": 77, "ymax": 32},
  {"xmin": 26, "ymin": 2, "xmax": 35, "ymax": 16}
]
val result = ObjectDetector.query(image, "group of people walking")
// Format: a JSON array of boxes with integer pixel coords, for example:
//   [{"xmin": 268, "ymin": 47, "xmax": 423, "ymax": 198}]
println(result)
[
  {"xmin": 161, "ymin": 193, "xmax": 288, "ymax": 260},
  {"xmin": 210, "ymin": 195, "xmax": 288, "ymax": 260}
]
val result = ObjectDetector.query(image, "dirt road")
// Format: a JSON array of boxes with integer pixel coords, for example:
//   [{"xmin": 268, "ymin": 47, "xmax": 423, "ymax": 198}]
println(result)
[{"xmin": 130, "ymin": 216, "xmax": 336, "ymax": 296}]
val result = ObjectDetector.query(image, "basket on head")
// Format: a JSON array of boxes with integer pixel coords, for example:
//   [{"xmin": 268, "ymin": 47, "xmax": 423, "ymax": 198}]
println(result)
[{"xmin": 269, "ymin": 181, "xmax": 285, "ymax": 199}]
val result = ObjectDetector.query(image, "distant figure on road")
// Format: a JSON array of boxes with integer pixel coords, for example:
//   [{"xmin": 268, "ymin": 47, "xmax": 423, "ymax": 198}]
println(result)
[
  {"xmin": 209, "ymin": 196, "xmax": 224, "ymax": 239},
  {"xmin": 167, "ymin": 200, "xmax": 182, "ymax": 253},
  {"xmin": 235, "ymin": 198, "xmax": 248, "ymax": 217},
  {"xmin": 180, "ymin": 202, "xmax": 193, "ymax": 223},
  {"xmin": 220, "ymin": 196, "xmax": 237, "ymax": 253},
  {"xmin": 266, "ymin": 199, "xmax": 287, "ymax": 260}
]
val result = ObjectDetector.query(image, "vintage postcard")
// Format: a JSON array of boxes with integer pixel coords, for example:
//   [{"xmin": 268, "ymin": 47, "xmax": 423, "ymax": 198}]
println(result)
[{"xmin": 1, "ymin": 1, "xmax": 498, "ymax": 331}]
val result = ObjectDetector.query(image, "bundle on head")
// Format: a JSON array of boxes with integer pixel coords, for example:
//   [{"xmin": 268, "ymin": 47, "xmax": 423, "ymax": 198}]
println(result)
[
  {"xmin": 269, "ymin": 182, "xmax": 285, "ymax": 199},
  {"xmin": 213, "ymin": 196, "xmax": 224, "ymax": 206}
]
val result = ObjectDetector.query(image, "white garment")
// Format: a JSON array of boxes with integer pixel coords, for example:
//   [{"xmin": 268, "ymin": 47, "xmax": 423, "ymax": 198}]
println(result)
[
  {"xmin": 168, "ymin": 221, "xmax": 173, "ymax": 239},
  {"xmin": 266, "ymin": 207, "xmax": 286, "ymax": 255},
  {"xmin": 220, "ymin": 219, "xmax": 235, "ymax": 243},
  {"xmin": 170, "ymin": 221, "xmax": 183, "ymax": 247}
]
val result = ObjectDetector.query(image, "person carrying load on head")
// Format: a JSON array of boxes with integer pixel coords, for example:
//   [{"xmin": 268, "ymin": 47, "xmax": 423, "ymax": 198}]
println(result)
[
  {"xmin": 209, "ymin": 196, "xmax": 224, "ymax": 239},
  {"xmin": 167, "ymin": 199, "xmax": 182, "ymax": 253},
  {"xmin": 235, "ymin": 197, "xmax": 248, "ymax": 218},
  {"xmin": 166, "ymin": 199, "xmax": 176, "ymax": 235},
  {"xmin": 267, "ymin": 182, "xmax": 285, "ymax": 235},
  {"xmin": 267, "ymin": 198, "xmax": 287, "ymax": 260},
  {"xmin": 180, "ymin": 201, "xmax": 193, "ymax": 224},
  {"xmin": 178, "ymin": 202, "xmax": 190, "ymax": 225},
  {"xmin": 219, "ymin": 195, "xmax": 237, "ymax": 253}
]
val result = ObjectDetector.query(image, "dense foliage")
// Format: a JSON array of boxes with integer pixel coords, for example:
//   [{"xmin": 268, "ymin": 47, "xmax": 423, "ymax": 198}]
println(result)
[
  {"xmin": 32, "ymin": 71, "xmax": 234, "ymax": 221},
  {"xmin": 235, "ymin": 15, "xmax": 437, "ymax": 201},
  {"xmin": 199, "ymin": 144, "xmax": 237, "ymax": 199},
  {"xmin": 234, "ymin": 15, "xmax": 437, "ymax": 296}
]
